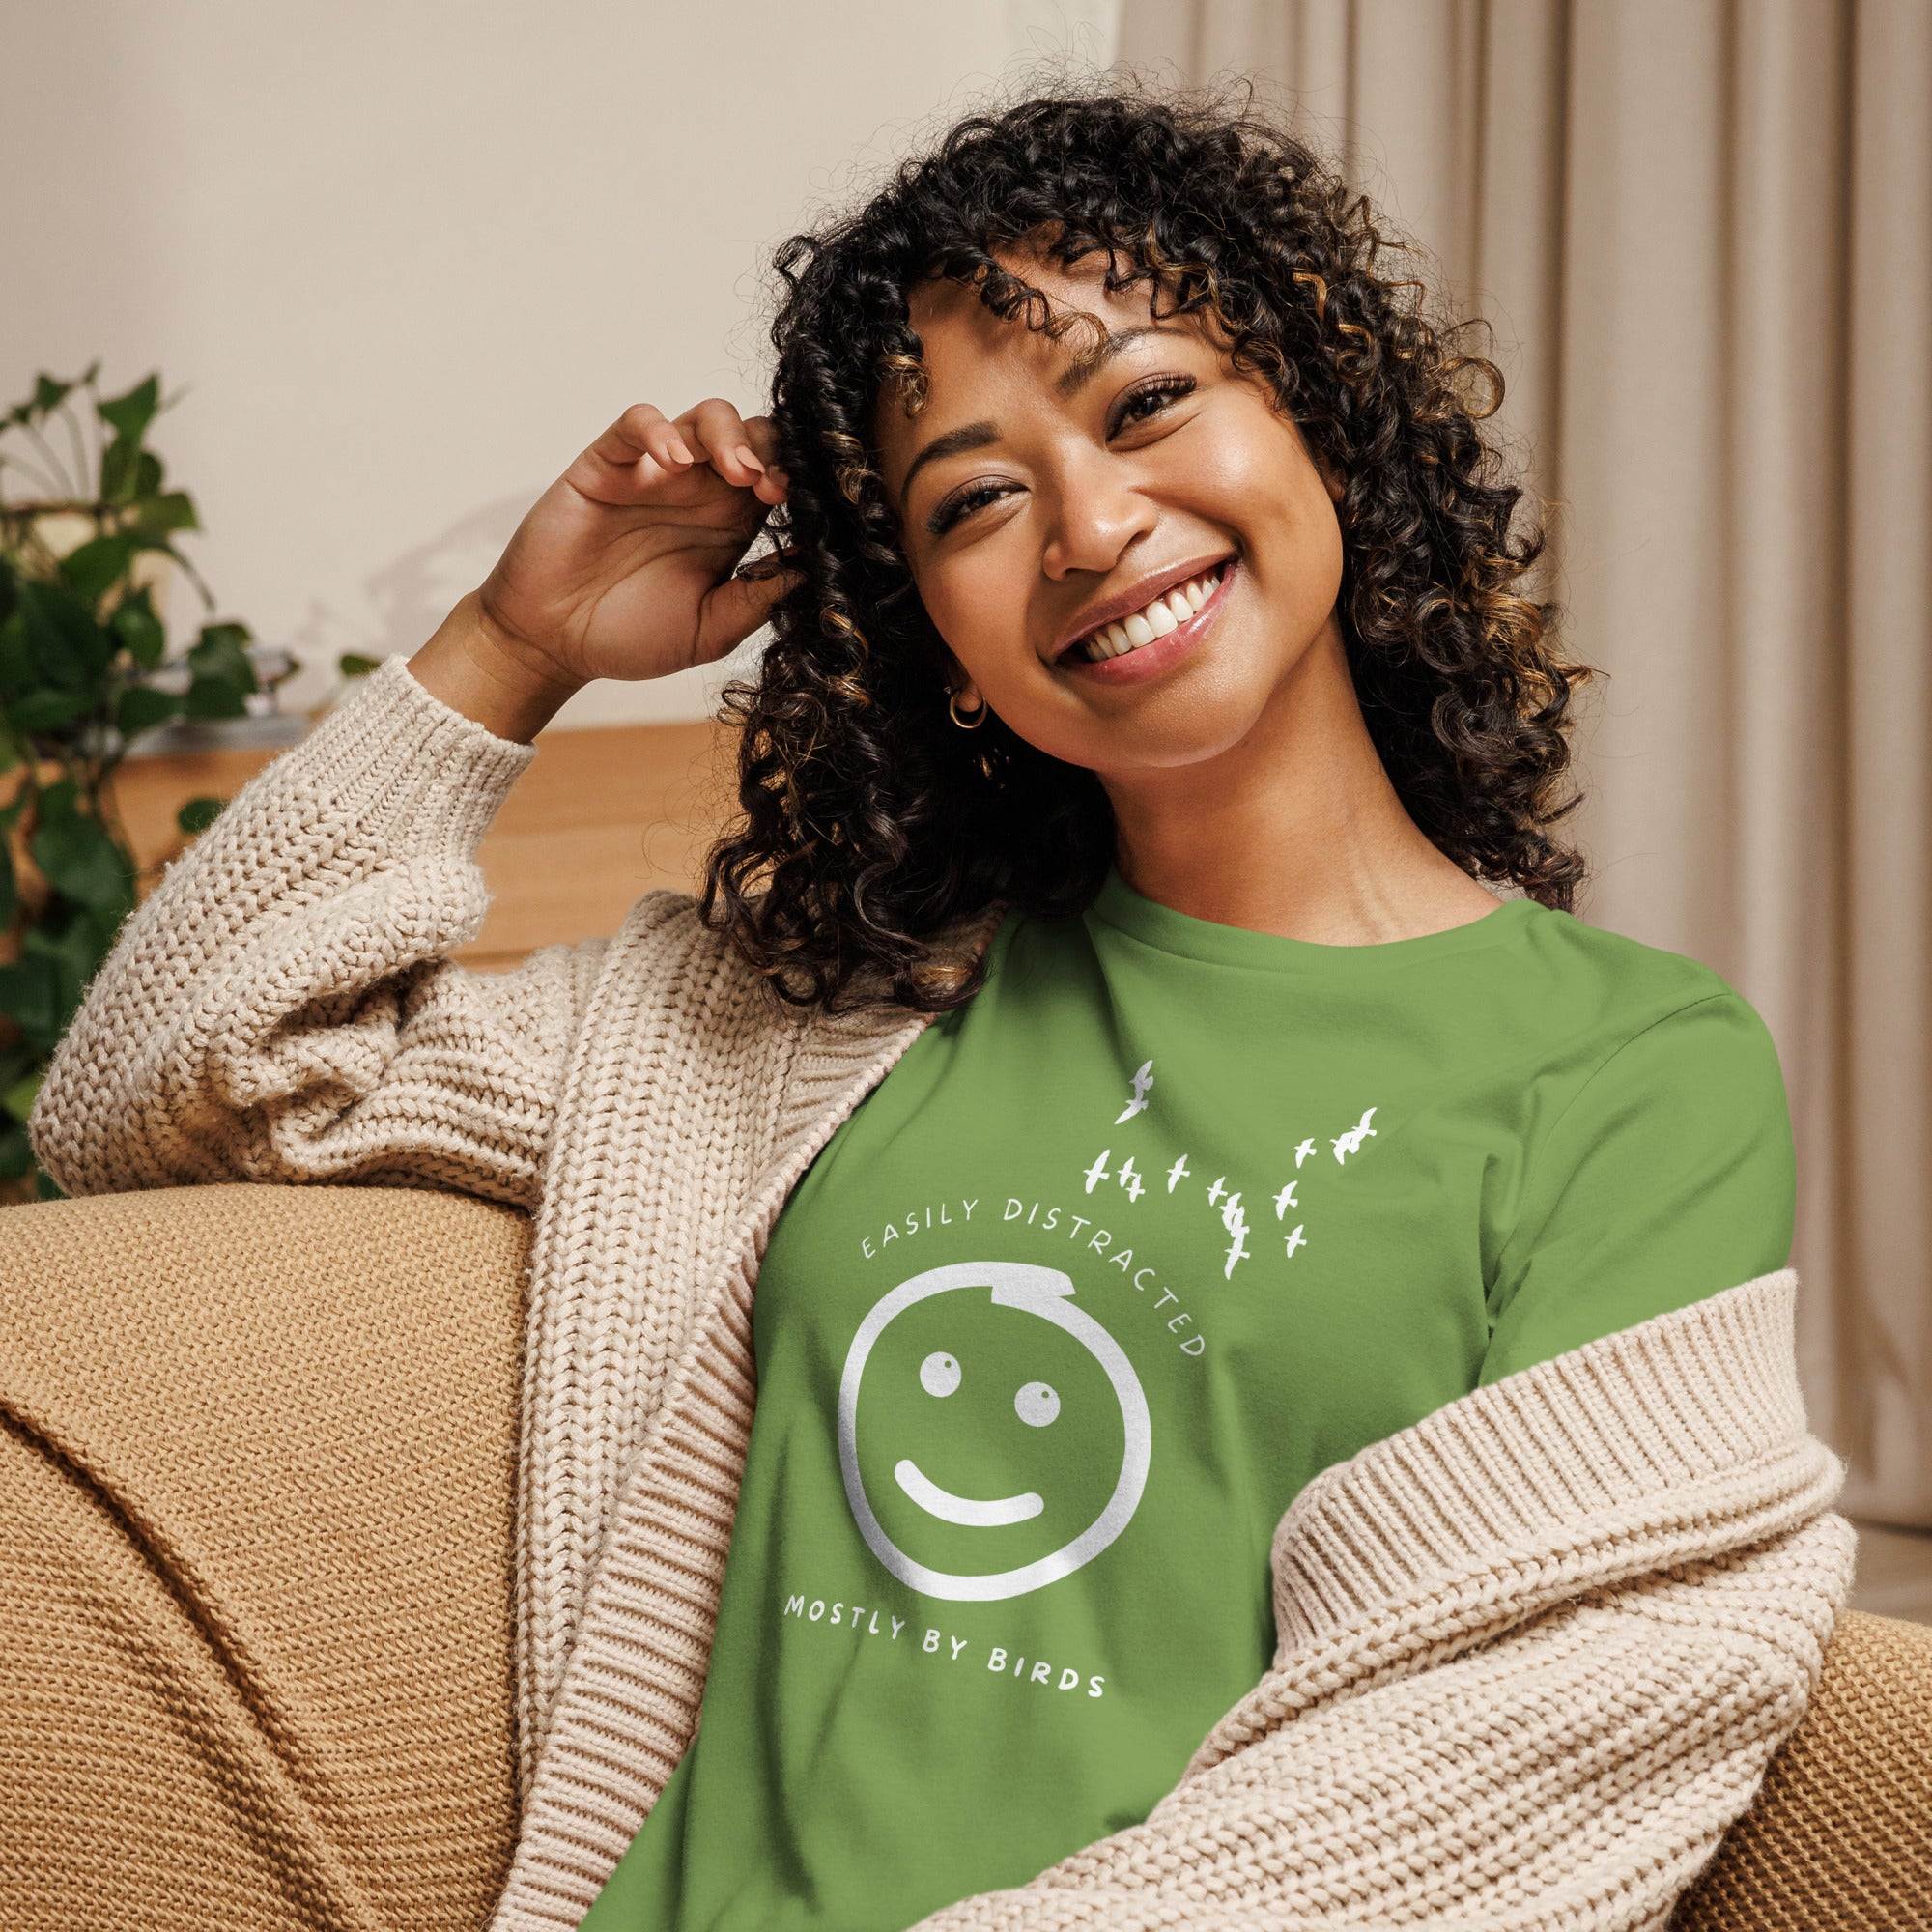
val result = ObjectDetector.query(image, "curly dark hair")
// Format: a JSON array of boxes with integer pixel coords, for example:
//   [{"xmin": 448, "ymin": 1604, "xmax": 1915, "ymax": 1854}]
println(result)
[{"xmin": 700, "ymin": 83, "xmax": 1591, "ymax": 1011}]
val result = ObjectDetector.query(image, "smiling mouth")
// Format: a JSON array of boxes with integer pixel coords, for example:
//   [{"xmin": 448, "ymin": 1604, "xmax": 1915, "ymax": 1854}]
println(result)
[
  {"xmin": 1058, "ymin": 559, "xmax": 1233, "ymax": 666},
  {"xmin": 895, "ymin": 1458, "xmax": 1044, "ymax": 1526}
]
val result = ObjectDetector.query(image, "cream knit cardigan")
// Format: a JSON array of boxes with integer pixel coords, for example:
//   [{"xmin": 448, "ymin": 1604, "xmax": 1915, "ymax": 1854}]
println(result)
[{"xmin": 33, "ymin": 656, "xmax": 1854, "ymax": 1932}]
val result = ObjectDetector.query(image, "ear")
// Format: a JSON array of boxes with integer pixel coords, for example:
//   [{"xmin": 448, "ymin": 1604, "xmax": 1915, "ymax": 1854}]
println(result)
[
  {"xmin": 941, "ymin": 644, "xmax": 981, "ymax": 713},
  {"xmin": 1286, "ymin": 412, "xmax": 1348, "ymax": 506}
]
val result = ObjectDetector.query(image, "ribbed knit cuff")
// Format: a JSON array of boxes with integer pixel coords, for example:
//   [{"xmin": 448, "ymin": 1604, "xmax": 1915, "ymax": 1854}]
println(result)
[
  {"xmin": 281, "ymin": 651, "xmax": 538, "ymax": 858},
  {"xmin": 1271, "ymin": 1269, "xmax": 1821, "ymax": 1648}
]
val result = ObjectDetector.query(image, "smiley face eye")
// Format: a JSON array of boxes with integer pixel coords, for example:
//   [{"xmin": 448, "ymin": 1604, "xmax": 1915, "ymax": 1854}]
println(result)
[
  {"xmin": 921, "ymin": 1351, "xmax": 962, "ymax": 1398},
  {"xmin": 1014, "ymin": 1381, "xmax": 1060, "ymax": 1427}
]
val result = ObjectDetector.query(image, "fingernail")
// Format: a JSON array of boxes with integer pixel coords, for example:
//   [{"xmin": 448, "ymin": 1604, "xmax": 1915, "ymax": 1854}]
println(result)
[
  {"xmin": 736, "ymin": 445, "xmax": 765, "ymax": 472},
  {"xmin": 668, "ymin": 439, "xmax": 694, "ymax": 465}
]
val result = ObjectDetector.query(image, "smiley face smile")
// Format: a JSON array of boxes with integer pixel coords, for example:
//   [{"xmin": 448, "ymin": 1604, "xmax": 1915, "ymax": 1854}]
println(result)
[{"xmin": 894, "ymin": 1459, "xmax": 1043, "ymax": 1525}]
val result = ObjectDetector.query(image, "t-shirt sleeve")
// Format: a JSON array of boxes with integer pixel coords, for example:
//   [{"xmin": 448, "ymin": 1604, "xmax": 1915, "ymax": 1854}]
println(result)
[{"xmin": 1480, "ymin": 990, "xmax": 1796, "ymax": 1384}]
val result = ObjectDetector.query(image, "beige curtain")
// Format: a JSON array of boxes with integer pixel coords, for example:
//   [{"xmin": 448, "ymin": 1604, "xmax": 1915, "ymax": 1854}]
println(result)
[{"xmin": 1119, "ymin": 0, "xmax": 1932, "ymax": 1523}]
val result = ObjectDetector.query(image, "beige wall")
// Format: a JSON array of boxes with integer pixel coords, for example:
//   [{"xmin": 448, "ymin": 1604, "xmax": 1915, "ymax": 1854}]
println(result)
[{"xmin": 0, "ymin": 1, "xmax": 1120, "ymax": 726}]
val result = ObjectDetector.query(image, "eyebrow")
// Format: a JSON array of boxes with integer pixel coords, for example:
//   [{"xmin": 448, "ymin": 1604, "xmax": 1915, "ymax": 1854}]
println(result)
[
  {"xmin": 1054, "ymin": 323, "xmax": 1179, "ymax": 397},
  {"xmin": 898, "ymin": 420, "xmax": 999, "ymax": 501},
  {"xmin": 895, "ymin": 323, "xmax": 1192, "ymax": 505}
]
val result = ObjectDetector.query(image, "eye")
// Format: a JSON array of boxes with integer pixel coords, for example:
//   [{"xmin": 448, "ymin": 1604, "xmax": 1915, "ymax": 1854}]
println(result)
[
  {"xmin": 1014, "ymin": 1381, "xmax": 1060, "ymax": 1427},
  {"xmin": 921, "ymin": 1351, "xmax": 961, "ymax": 1398},
  {"xmin": 1107, "ymin": 373, "xmax": 1196, "ymax": 438},
  {"xmin": 925, "ymin": 478, "xmax": 1015, "ymax": 538}
]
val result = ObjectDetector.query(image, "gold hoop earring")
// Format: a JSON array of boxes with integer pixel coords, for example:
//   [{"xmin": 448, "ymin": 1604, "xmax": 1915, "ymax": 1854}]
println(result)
[{"xmin": 948, "ymin": 690, "xmax": 988, "ymax": 730}]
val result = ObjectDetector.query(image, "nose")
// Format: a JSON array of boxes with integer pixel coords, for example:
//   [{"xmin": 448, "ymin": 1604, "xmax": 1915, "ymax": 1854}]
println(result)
[{"xmin": 1037, "ymin": 444, "xmax": 1157, "ymax": 582}]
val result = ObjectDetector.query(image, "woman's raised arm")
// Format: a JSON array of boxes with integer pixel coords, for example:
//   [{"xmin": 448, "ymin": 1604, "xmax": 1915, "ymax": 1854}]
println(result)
[{"xmin": 29, "ymin": 399, "xmax": 793, "ymax": 1204}]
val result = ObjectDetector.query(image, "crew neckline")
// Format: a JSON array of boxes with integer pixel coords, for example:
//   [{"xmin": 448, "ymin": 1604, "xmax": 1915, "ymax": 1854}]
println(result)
[{"xmin": 1085, "ymin": 863, "xmax": 1540, "ymax": 972}]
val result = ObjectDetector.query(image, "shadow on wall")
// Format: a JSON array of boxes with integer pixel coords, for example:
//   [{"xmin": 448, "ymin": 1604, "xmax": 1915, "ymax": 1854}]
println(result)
[{"xmin": 285, "ymin": 493, "xmax": 536, "ymax": 688}]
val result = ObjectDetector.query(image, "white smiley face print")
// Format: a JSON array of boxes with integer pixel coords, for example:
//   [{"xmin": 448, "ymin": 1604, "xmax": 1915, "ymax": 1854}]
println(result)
[{"xmin": 837, "ymin": 1261, "xmax": 1152, "ymax": 1602}]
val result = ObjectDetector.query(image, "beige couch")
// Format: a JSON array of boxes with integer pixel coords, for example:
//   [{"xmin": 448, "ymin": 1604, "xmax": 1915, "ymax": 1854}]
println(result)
[{"xmin": 2, "ymin": 1183, "xmax": 1927, "ymax": 1930}]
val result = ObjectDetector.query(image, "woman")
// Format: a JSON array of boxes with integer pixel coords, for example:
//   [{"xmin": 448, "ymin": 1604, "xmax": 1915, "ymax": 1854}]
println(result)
[{"xmin": 32, "ymin": 89, "xmax": 1847, "ymax": 1931}]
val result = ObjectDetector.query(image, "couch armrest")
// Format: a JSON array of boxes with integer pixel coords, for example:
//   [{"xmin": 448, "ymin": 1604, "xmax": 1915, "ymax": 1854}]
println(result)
[
  {"xmin": 0, "ymin": 1182, "xmax": 528, "ymax": 1932},
  {"xmin": 1675, "ymin": 1607, "xmax": 1932, "ymax": 1929}
]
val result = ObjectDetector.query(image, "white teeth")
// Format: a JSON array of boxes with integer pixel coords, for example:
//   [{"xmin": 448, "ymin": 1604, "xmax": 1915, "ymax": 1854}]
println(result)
[{"xmin": 1073, "ymin": 564, "xmax": 1224, "ymax": 662}]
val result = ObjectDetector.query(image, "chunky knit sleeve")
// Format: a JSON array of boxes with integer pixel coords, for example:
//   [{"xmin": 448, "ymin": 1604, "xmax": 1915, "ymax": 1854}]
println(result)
[
  {"xmin": 30, "ymin": 654, "xmax": 603, "ymax": 1209},
  {"xmin": 905, "ymin": 1272, "xmax": 1853, "ymax": 1932}
]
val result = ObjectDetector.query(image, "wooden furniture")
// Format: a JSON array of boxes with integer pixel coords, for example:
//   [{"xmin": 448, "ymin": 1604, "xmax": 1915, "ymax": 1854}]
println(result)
[{"xmin": 113, "ymin": 715, "xmax": 738, "ymax": 974}]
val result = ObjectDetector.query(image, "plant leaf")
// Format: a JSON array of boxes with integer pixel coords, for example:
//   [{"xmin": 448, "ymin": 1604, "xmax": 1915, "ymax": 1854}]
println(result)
[
  {"xmin": 32, "ymin": 374, "xmax": 74, "ymax": 418},
  {"xmin": 176, "ymin": 794, "xmax": 225, "ymax": 836},
  {"xmin": 2, "ymin": 1068, "xmax": 41, "ymax": 1126},
  {"xmin": 185, "ymin": 676, "xmax": 249, "ymax": 720},
  {"xmin": 31, "ymin": 783, "xmax": 135, "ymax": 918},
  {"xmin": 0, "ymin": 611, "xmax": 32, "ymax": 696},
  {"xmin": 15, "ymin": 917, "xmax": 108, "ymax": 1041},
  {"xmin": 97, "ymin": 374, "xmax": 160, "ymax": 442},
  {"xmin": 0, "ymin": 836, "xmax": 14, "ymax": 927},
  {"xmin": 189, "ymin": 620, "xmax": 256, "ymax": 672},
  {"xmin": 0, "ymin": 1122, "xmax": 32, "ymax": 1180},
  {"xmin": 7, "ymin": 688, "xmax": 99, "ymax": 732},
  {"xmin": 110, "ymin": 586, "xmax": 166, "ymax": 667},
  {"xmin": 116, "ymin": 685, "xmax": 183, "ymax": 737},
  {"xmin": 100, "ymin": 435, "xmax": 140, "ymax": 504},
  {"xmin": 18, "ymin": 581, "xmax": 113, "ymax": 686},
  {"xmin": 185, "ymin": 620, "xmax": 257, "ymax": 718},
  {"xmin": 59, "ymin": 533, "xmax": 135, "ymax": 607},
  {"xmin": 339, "ymin": 652, "xmax": 382, "ymax": 677},
  {"xmin": 132, "ymin": 490, "xmax": 198, "ymax": 536},
  {"xmin": 0, "ymin": 955, "xmax": 62, "ymax": 1052}
]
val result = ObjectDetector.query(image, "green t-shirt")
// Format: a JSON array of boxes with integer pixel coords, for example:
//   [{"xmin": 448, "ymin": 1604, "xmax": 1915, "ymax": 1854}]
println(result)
[{"xmin": 582, "ymin": 870, "xmax": 1794, "ymax": 1931}]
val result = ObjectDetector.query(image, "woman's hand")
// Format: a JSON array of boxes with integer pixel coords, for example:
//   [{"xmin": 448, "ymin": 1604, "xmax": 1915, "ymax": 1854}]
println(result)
[{"xmin": 412, "ymin": 399, "xmax": 792, "ymax": 741}]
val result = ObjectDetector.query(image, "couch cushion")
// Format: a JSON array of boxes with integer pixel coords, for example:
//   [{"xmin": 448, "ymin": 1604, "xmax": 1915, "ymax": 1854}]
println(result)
[
  {"xmin": 0, "ymin": 1182, "xmax": 527, "ymax": 1932},
  {"xmin": 1676, "ymin": 1606, "xmax": 1932, "ymax": 1929}
]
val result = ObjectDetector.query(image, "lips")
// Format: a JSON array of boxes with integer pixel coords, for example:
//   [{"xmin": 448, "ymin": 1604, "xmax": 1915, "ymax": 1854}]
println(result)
[
  {"xmin": 1051, "ymin": 556, "xmax": 1236, "ymax": 687},
  {"xmin": 1059, "ymin": 561, "xmax": 1230, "ymax": 665}
]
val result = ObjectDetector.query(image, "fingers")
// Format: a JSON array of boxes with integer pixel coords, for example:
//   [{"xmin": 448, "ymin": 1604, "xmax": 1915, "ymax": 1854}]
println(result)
[
  {"xmin": 587, "ymin": 403, "xmax": 690, "ymax": 472},
  {"xmin": 696, "ymin": 558, "xmax": 802, "ymax": 662},
  {"xmin": 676, "ymin": 401, "xmax": 791, "ymax": 506},
  {"xmin": 570, "ymin": 401, "xmax": 791, "ymax": 512},
  {"xmin": 571, "ymin": 404, "xmax": 693, "ymax": 503},
  {"xmin": 738, "ymin": 415, "xmax": 791, "ymax": 502}
]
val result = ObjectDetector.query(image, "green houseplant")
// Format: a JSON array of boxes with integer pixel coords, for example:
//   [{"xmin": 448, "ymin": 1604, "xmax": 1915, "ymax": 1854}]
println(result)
[{"xmin": 0, "ymin": 367, "xmax": 288, "ymax": 1198}]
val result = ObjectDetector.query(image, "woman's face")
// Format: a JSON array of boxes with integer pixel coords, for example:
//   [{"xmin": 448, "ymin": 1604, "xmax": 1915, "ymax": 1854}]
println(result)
[{"xmin": 874, "ymin": 252, "xmax": 1348, "ymax": 777}]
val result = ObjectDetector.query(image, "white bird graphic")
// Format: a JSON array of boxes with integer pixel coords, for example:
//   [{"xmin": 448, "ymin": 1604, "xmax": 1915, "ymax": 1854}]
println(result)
[
  {"xmin": 1114, "ymin": 1059, "xmax": 1154, "ymax": 1124},
  {"xmin": 1165, "ymin": 1154, "xmax": 1191, "ymax": 1192},
  {"xmin": 1082, "ymin": 1150, "xmax": 1111, "ymax": 1193},
  {"xmin": 1284, "ymin": 1223, "xmax": 1308, "ymax": 1259},
  {"xmin": 1272, "ymin": 1179, "xmax": 1298, "ymax": 1220},
  {"xmin": 1331, "ymin": 1107, "xmax": 1378, "ymax": 1164},
  {"xmin": 1293, "ymin": 1138, "xmax": 1318, "ymax": 1169}
]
